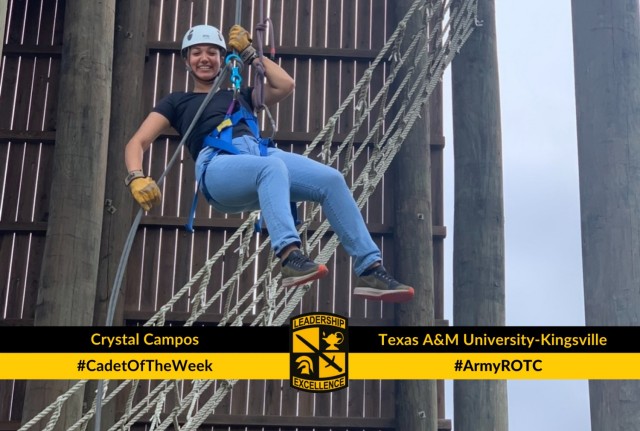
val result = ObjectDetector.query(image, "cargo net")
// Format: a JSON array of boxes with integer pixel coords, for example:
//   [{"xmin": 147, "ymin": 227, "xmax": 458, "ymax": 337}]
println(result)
[{"xmin": 19, "ymin": 0, "xmax": 478, "ymax": 430}]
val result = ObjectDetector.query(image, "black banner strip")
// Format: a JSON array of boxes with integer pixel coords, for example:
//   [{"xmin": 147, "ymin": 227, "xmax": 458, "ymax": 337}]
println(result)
[{"xmin": 0, "ymin": 325, "xmax": 638, "ymax": 353}]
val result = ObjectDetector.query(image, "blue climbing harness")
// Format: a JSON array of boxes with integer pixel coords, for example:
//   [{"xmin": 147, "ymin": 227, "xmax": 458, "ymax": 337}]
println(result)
[
  {"xmin": 185, "ymin": 54, "xmax": 299, "ymax": 233},
  {"xmin": 203, "ymin": 100, "xmax": 272, "ymax": 157}
]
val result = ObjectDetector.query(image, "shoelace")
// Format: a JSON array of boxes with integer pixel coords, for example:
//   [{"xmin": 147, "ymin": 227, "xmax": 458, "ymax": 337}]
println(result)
[
  {"xmin": 287, "ymin": 252, "xmax": 312, "ymax": 269},
  {"xmin": 372, "ymin": 267, "xmax": 396, "ymax": 284}
]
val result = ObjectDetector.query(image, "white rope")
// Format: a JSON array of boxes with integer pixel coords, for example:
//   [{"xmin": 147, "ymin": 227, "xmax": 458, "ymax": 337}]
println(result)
[
  {"xmin": 17, "ymin": 380, "xmax": 87, "ymax": 431},
  {"xmin": 17, "ymin": 1, "xmax": 478, "ymax": 430}
]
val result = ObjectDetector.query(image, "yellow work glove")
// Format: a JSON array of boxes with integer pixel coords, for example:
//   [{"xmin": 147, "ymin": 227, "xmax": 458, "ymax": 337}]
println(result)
[
  {"xmin": 228, "ymin": 24, "xmax": 258, "ymax": 64},
  {"xmin": 129, "ymin": 177, "xmax": 161, "ymax": 212}
]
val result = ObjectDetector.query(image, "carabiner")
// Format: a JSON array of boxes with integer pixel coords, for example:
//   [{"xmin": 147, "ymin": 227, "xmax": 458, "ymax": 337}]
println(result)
[{"xmin": 225, "ymin": 53, "xmax": 244, "ymax": 91}]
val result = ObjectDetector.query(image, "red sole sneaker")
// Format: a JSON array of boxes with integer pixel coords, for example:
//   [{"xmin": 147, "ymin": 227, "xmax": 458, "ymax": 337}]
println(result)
[
  {"xmin": 282, "ymin": 264, "xmax": 329, "ymax": 287},
  {"xmin": 353, "ymin": 286, "xmax": 415, "ymax": 303}
]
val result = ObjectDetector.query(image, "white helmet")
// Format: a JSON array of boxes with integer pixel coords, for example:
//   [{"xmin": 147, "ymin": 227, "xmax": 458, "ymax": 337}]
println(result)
[{"xmin": 181, "ymin": 25, "xmax": 226, "ymax": 58}]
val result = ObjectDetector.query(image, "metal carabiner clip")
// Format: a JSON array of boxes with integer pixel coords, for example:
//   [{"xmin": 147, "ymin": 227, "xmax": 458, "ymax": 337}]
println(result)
[{"xmin": 225, "ymin": 53, "xmax": 244, "ymax": 92}]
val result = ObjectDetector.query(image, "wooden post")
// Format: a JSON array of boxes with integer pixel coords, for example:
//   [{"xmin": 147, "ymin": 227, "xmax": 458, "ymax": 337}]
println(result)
[
  {"xmin": 86, "ymin": 1, "xmax": 150, "ymax": 429},
  {"xmin": 391, "ymin": 1, "xmax": 438, "ymax": 430},
  {"xmin": 570, "ymin": 1, "xmax": 640, "ymax": 430},
  {"xmin": 451, "ymin": 0, "xmax": 508, "ymax": 430},
  {"xmin": 21, "ymin": 0, "xmax": 116, "ymax": 429},
  {"xmin": 93, "ymin": 0, "xmax": 149, "ymax": 331},
  {"xmin": 428, "ymin": 5, "xmax": 448, "ymax": 421}
]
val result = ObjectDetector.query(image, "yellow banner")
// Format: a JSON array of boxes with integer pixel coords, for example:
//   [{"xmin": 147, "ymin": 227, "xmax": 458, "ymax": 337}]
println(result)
[
  {"xmin": 349, "ymin": 353, "xmax": 640, "ymax": 379},
  {"xmin": 1, "ymin": 353, "xmax": 639, "ymax": 380},
  {"xmin": 0, "ymin": 353, "xmax": 288, "ymax": 380}
]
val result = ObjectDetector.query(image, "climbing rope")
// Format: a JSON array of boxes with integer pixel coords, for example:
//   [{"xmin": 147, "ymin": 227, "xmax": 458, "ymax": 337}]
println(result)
[{"xmin": 17, "ymin": 0, "xmax": 478, "ymax": 430}]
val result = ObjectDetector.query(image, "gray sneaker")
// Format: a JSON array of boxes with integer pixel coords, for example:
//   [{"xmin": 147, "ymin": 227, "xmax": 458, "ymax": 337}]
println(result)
[
  {"xmin": 353, "ymin": 266, "xmax": 414, "ymax": 303},
  {"xmin": 281, "ymin": 249, "xmax": 329, "ymax": 287}
]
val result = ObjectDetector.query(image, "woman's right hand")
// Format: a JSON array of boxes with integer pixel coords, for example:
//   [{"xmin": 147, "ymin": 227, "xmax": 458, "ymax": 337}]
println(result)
[{"xmin": 129, "ymin": 177, "xmax": 162, "ymax": 211}]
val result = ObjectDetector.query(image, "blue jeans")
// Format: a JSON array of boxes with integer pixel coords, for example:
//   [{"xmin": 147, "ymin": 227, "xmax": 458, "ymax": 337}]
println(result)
[{"xmin": 195, "ymin": 135, "xmax": 381, "ymax": 276}]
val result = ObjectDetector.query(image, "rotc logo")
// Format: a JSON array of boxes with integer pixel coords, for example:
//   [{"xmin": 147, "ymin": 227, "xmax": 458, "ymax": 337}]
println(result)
[{"xmin": 290, "ymin": 312, "xmax": 348, "ymax": 393}]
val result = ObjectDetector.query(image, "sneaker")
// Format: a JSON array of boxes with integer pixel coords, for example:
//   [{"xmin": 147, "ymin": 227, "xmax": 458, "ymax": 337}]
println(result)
[
  {"xmin": 353, "ymin": 265, "xmax": 415, "ymax": 303},
  {"xmin": 281, "ymin": 249, "xmax": 329, "ymax": 287}
]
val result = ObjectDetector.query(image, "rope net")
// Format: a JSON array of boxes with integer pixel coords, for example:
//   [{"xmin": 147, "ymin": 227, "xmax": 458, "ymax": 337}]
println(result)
[{"xmin": 18, "ymin": 0, "xmax": 478, "ymax": 429}]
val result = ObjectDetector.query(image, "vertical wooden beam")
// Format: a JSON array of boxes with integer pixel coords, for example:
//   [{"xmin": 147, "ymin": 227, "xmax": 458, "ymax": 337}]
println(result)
[
  {"xmin": 428, "ymin": 3, "xmax": 447, "ymax": 421},
  {"xmin": 451, "ymin": 0, "xmax": 508, "ymax": 430},
  {"xmin": 571, "ymin": 1, "xmax": 640, "ymax": 430},
  {"xmin": 93, "ymin": 0, "xmax": 149, "ymax": 331},
  {"xmin": 21, "ymin": 0, "xmax": 116, "ymax": 429},
  {"xmin": 86, "ymin": 1, "xmax": 150, "ymax": 429},
  {"xmin": 391, "ymin": 2, "xmax": 438, "ymax": 430}
]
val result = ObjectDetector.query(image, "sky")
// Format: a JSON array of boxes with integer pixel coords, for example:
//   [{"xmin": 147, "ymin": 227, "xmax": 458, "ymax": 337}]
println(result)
[{"xmin": 441, "ymin": 0, "xmax": 591, "ymax": 430}]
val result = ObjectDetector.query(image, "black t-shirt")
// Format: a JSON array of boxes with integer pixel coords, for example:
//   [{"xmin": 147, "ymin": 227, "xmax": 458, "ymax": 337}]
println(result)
[{"xmin": 152, "ymin": 87, "xmax": 255, "ymax": 160}]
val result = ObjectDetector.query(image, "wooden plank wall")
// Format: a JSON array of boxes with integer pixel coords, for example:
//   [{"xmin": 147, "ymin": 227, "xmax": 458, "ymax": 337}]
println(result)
[
  {"xmin": 0, "ymin": 0, "xmax": 63, "ymax": 425},
  {"xmin": 0, "ymin": 0, "xmax": 447, "ymax": 429}
]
